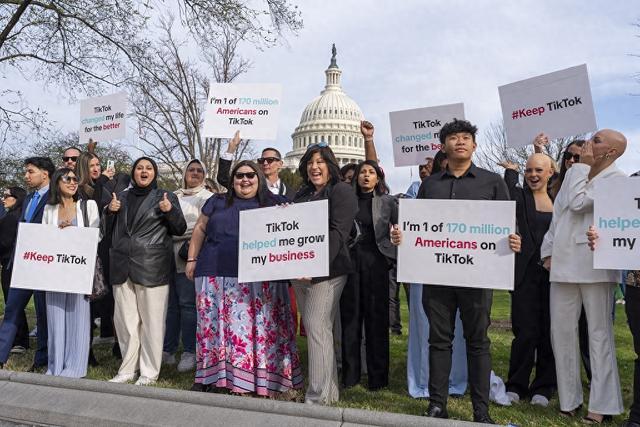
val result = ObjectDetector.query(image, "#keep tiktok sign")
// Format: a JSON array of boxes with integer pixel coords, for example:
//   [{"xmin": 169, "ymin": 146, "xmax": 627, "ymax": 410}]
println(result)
[{"xmin": 397, "ymin": 199, "xmax": 516, "ymax": 290}]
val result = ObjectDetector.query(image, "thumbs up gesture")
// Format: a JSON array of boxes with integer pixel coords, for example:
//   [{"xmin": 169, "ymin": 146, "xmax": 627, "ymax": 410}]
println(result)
[
  {"xmin": 159, "ymin": 192, "xmax": 172, "ymax": 213},
  {"xmin": 109, "ymin": 192, "xmax": 121, "ymax": 212}
]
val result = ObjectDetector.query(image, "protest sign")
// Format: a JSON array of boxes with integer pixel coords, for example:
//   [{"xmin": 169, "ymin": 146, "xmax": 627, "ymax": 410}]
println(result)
[
  {"xmin": 389, "ymin": 103, "xmax": 465, "ymax": 167},
  {"xmin": 593, "ymin": 176, "xmax": 640, "ymax": 269},
  {"xmin": 397, "ymin": 199, "xmax": 516, "ymax": 290},
  {"xmin": 203, "ymin": 83, "xmax": 282, "ymax": 140},
  {"xmin": 79, "ymin": 92, "xmax": 127, "ymax": 143},
  {"xmin": 11, "ymin": 223, "xmax": 99, "ymax": 294},
  {"xmin": 499, "ymin": 64, "xmax": 596, "ymax": 148},
  {"xmin": 238, "ymin": 200, "xmax": 329, "ymax": 282}
]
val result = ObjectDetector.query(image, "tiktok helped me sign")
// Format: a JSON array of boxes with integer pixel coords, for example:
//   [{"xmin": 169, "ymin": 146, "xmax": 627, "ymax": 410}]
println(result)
[
  {"xmin": 397, "ymin": 199, "xmax": 516, "ymax": 290},
  {"xmin": 499, "ymin": 64, "xmax": 597, "ymax": 148},
  {"xmin": 11, "ymin": 223, "xmax": 99, "ymax": 294},
  {"xmin": 238, "ymin": 200, "xmax": 329, "ymax": 283}
]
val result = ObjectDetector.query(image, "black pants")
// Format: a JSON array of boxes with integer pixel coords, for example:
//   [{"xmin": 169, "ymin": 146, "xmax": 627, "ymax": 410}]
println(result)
[
  {"xmin": 0, "ymin": 265, "xmax": 29, "ymax": 349},
  {"xmin": 340, "ymin": 243, "xmax": 390, "ymax": 390},
  {"xmin": 423, "ymin": 285, "xmax": 492, "ymax": 414},
  {"xmin": 388, "ymin": 267, "xmax": 409, "ymax": 333},
  {"xmin": 506, "ymin": 262, "xmax": 556, "ymax": 399},
  {"xmin": 626, "ymin": 285, "xmax": 640, "ymax": 423}
]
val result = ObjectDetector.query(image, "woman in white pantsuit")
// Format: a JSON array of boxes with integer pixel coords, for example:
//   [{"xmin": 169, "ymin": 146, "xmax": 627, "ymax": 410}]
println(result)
[
  {"xmin": 42, "ymin": 168, "xmax": 98, "ymax": 378},
  {"xmin": 541, "ymin": 131, "xmax": 627, "ymax": 423}
]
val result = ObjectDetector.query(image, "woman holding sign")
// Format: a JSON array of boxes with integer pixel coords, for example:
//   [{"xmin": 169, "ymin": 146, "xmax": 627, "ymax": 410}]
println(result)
[
  {"xmin": 292, "ymin": 142, "xmax": 358, "ymax": 405},
  {"xmin": 106, "ymin": 157, "xmax": 186, "ymax": 386},
  {"xmin": 42, "ymin": 167, "xmax": 99, "ymax": 378},
  {"xmin": 185, "ymin": 160, "xmax": 301, "ymax": 397},
  {"xmin": 340, "ymin": 160, "xmax": 397, "ymax": 390}
]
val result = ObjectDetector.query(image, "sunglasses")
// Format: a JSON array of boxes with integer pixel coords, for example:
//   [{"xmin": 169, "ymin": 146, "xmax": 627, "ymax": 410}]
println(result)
[
  {"xmin": 306, "ymin": 141, "xmax": 329, "ymax": 151},
  {"xmin": 563, "ymin": 152, "xmax": 580, "ymax": 162},
  {"xmin": 60, "ymin": 175, "xmax": 78, "ymax": 184},
  {"xmin": 257, "ymin": 157, "xmax": 280, "ymax": 164},
  {"xmin": 234, "ymin": 172, "xmax": 257, "ymax": 180},
  {"xmin": 62, "ymin": 156, "xmax": 78, "ymax": 162}
]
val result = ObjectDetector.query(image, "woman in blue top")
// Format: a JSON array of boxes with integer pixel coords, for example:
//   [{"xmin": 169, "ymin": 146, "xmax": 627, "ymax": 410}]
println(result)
[{"xmin": 185, "ymin": 160, "xmax": 302, "ymax": 397}]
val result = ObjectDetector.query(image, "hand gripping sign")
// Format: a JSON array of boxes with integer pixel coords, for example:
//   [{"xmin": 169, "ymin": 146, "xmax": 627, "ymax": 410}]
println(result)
[
  {"xmin": 397, "ymin": 199, "xmax": 516, "ymax": 290},
  {"xmin": 11, "ymin": 223, "xmax": 99, "ymax": 294},
  {"xmin": 499, "ymin": 64, "xmax": 596, "ymax": 148},
  {"xmin": 238, "ymin": 200, "xmax": 329, "ymax": 283}
]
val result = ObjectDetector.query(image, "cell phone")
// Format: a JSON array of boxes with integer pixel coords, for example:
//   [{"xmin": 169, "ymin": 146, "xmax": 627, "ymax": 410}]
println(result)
[{"xmin": 106, "ymin": 160, "xmax": 115, "ymax": 171}]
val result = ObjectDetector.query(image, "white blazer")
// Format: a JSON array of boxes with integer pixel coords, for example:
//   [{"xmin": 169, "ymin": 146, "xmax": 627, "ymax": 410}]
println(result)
[
  {"xmin": 541, "ymin": 163, "xmax": 626, "ymax": 283},
  {"xmin": 42, "ymin": 199, "xmax": 100, "ymax": 229}
]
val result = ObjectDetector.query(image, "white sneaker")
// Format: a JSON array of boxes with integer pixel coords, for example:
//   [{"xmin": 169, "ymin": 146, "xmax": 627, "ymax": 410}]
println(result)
[
  {"xmin": 10, "ymin": 346, "xmax": 26, "ymax": 354},
  {"xmin": 162, "ymin": 351, "xmax": 177, "ymax": 365},
  {"xmin": 177, "ymin": 352, "xmax": 196, "ymax": 373},
  {"xmin": 506, "ymin": 391, "xmax": 520, "ymax": 403},
  {"xmin": 135, "ymin": 376, "xmax": 156, "ymax": 386},
  {"xmin": 109, "ymin": 373, "xmax": 137, "ymax": 383},
  {"xmin": 530, "ymin": 394, "xmax": 549, "ymax": 407}
]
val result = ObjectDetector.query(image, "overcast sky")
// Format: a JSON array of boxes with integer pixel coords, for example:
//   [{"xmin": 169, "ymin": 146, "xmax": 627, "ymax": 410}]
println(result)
[{"xmin": 12, "ymin": 0, "xmax": 640, "ymax": 192}]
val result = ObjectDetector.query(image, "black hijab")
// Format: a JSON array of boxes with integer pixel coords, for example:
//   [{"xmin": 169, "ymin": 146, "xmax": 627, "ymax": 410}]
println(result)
[{"xmin": 127, "ymin": 157, "xmax": 159, "ymax": 228}]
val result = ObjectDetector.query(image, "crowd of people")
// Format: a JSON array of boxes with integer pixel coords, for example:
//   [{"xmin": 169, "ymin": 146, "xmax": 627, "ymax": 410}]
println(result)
[{"xmin": 0, "ymin": 119, "xmax": 638, "ymax": 426}]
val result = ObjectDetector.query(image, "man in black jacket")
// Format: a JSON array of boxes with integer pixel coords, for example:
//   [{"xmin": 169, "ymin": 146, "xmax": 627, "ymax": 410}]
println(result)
[
  {"xmin": 0, "ymin": 157, "xmax": 55, "ymax": 371},
  {"xmin": 217, "ymin": 132, "xmax": 296, "ymax": 200}
]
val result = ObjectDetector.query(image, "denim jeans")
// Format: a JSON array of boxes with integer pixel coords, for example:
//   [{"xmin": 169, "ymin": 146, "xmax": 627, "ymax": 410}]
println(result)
[{"xmin": 163, "ymin": 272, "xmax": 196, "ymax": 354}]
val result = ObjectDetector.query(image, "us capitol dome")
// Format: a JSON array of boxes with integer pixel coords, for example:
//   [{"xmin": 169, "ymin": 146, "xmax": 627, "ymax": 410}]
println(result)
[{"xmin": 284, "ymin": 45, "xmax": 365, "ymax": 169}]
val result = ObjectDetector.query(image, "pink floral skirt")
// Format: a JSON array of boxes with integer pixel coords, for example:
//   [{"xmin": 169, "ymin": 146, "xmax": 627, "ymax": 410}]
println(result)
[{"xmin": 194, "ymin": 276, "xmax": 302, "ymax": 396}]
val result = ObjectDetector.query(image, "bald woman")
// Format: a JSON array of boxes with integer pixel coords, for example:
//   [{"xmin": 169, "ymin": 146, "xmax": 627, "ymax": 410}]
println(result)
[{"xmin": 540, "ymin": 129, "xmax": 627, "ymax": 423}]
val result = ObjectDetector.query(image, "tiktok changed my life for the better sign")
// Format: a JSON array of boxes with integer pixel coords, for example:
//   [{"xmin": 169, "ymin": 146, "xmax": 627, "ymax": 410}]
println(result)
[
  {"xmin": 397, "ymin": 199, "xmax": 516, "ymax": 290},
  {"xmin": 238, "ymin": 200, "xmax": 329, "ymax": 283}
]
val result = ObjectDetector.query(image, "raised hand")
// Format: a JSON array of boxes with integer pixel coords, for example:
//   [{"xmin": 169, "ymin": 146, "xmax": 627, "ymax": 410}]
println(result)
[
  {"xmin": 360, "ymin": 120, "xmax": 374, "ymax": 141},
  {"xmin": 497, "ymin": 160, "xmax": 519, "ymax": 171},
  {"xmin": 159, "ymin": 192, "xmax": 172, "ymax": 213},
  {"xmin": 227, "ymin": 130, "xmax": 241, "ymax": 154},
  {"xmin": 87, "ymin": 138, "xmax": 97, "ymax": 154},
  {"xmin": 533, "ymin": 133, "xmax": 549, "ymax": 153},
  {"xmin": 109, "ymin": 192, "xmax": 121, "ymax": 212}
]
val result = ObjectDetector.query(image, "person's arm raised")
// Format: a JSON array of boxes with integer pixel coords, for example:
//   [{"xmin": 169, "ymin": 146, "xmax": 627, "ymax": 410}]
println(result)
[{"xmin": 361, "ymin": 120, "xmax": 378, "ymax": 162}]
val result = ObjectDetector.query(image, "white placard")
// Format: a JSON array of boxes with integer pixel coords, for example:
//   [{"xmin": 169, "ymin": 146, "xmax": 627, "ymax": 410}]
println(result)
[
  {"xmin": 397, "ymin": 199, "xmax": 516, "ymax": 290},
  {"xmin": 593, "ymin": 176, "xmax": 640, "ymax": 269},
  {"xmin": 79, "ymin": 92, "xmax": 127, "ymax": 143},
  {"xmin": 238, "ymin": 200, "xmax": 329, "ymax": 282},
  {"xmin": 203, "ymin": 83, "xmax": 282, "ymax": 140},
  {"xmin": 499, "ymin": 64, "xmax": 597, "ymax": 148},
  {"xmin": 389, "ymin": 103, "xmax": 465, "ymax": 167},
  {"xmin": 11, "ymin": 223, "xmax": 99, "ymax": 294}
]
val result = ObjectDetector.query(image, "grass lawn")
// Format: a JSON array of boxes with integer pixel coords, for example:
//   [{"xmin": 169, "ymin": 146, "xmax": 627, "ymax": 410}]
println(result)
[{"xmin": 0, "ymin": 289, "xmax": 634, "ymax": 426}]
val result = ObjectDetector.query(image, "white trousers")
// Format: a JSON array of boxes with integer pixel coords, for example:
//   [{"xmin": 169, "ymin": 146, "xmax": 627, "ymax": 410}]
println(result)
[
  {"xmin": 113, "ymin": 279, "xmax": 169, "ymax": 381},
  {"xmin": 550, "ymin": 282, "xmax": 623, "ymax": 414}
]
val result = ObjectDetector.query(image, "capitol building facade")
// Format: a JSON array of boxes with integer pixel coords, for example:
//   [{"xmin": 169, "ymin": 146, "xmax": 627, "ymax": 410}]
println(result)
[{"xmin": 283, "ymin": 46, "xmax": 366, "ymax": 169}]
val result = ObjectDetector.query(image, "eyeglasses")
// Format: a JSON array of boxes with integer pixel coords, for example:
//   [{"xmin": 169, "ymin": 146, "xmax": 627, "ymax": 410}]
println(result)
[
  {"xmin": 234, "ymin": 172, "xmax": 257, "ymax": 180},
  {"xmin": 62, "ymin": 156, "xmax": 78, "ymax": 162},
  {"xmin": 306, "ymin": 141, "xmax": 329, "ymax": 151},
  {"xmin": 563, "ymin": 152, "xmax": 580, "ymax": 162},
  {"xmin": 61, "ymin": 175, "xmax": 78, "ymax": 184},
  {"xmin": 257, "ymin": 157, "xmax": 280, "ymax": 164}
]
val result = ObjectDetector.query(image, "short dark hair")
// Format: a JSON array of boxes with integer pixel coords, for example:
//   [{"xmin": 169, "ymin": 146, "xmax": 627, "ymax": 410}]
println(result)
[
  {"xmin": 261, "ymin": 147, "xmax": 282, "ymax": 159},
  {"xmin": 48, "ymin": 167, "xmax": 79, "ymax": 205},
  {"xmin": 298, "ymin": 146, "xmax": 341, "ymax": 186},
  {"xmin": 340, "ymin": 163, "xmax": 357, "ymax": 179},
  {"xmin": 24, "ymin": 157, "xmax": 55, "ymax": 178},
  {"xmin": 63, "ymin": 146, "xmax": 81, "ymax": 154},
  {"xmin": 352, "ymin": 160, "xmax": 389, "ymax": 195},
  {"xmin": 439, "ymin": 118, "xmax": 478, "ymax": 145}
]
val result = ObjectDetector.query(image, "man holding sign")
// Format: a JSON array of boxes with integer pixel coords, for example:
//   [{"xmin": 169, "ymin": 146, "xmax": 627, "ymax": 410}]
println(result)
[{"xmin": 392, "ymin": 119, "xmax": 521, "ymax": 424}]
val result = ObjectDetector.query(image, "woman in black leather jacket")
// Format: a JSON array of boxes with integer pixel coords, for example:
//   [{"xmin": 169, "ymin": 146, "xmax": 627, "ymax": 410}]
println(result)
[{"xmin": 105, "ymin": 157, "xmax": 186, "ymax": 386}]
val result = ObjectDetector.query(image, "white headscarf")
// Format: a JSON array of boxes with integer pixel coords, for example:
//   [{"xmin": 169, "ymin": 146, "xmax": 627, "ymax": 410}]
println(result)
[{"xmin": 175, "ymin": 159, "xmax": 207, "ymax": 197}]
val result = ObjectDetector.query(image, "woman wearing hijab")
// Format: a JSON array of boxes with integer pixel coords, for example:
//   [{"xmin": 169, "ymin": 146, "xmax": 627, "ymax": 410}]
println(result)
[
  {"xmin": 42, "ymin": 168, "xmax": 99, "ymax": 378},
  {"xmin": 186, "ymin": 160, "xmax": 301, "ymax": 397},
  {"xmin": 162, "ymin": 159, "xmax": 212, "ymax": 372},
  {"xmin": 106, "ymin": 157, "xmax": 186, "ymax": 386},
  {"xmin": 0, "ymin": 186, "xmax": 28, "ymax": 353}
]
